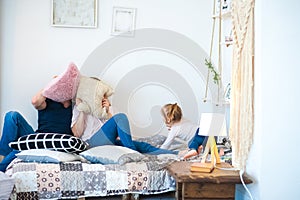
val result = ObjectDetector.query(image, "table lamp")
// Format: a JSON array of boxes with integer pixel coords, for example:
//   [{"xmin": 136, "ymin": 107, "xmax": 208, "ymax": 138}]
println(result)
[{"xmin": 190, "ymin": 113, "xmax": 227, "ymax": 173}]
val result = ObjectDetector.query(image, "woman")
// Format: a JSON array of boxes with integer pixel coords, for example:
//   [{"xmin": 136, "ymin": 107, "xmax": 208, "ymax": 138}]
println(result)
[
  {"xmin": 71, "ymin": 97, "xmax": 175, "ymax": 155},
  {"xmin": 160, "ymin": 103, "xmax": 206, "ymax": 159}
]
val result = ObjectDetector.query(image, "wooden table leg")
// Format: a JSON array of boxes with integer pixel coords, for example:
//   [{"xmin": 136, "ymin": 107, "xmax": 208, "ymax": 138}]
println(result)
[{"xmin": 175, "ymin": 182, "xmax": 183, "ymax": 200}]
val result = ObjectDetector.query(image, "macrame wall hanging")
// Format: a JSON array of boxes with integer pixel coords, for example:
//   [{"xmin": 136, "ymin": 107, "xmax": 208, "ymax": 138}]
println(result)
[
  {"xmin": 203, "ymin": 0, "xmax": 255, "ymax": 171},
  {"xmin": 230, "ymin": 0, "xmax": 255, "ymax": 171}
]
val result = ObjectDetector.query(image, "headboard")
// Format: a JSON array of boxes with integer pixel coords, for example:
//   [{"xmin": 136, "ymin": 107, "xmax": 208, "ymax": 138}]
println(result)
[{"xmin": 81, "ymin": 28, "xmax": 224, "ymax": 138}]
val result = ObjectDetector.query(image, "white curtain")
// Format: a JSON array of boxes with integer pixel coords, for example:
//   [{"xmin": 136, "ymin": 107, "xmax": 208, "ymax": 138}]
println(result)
[{"xmin": 230, "ymin": 0, "xmax": 255, "ymax": 171}]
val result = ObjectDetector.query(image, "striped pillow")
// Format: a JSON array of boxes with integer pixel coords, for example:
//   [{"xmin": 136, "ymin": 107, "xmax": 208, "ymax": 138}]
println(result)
[{"xmin": 9, "ymin": 133, "xmax": 87, "ymax": 153}]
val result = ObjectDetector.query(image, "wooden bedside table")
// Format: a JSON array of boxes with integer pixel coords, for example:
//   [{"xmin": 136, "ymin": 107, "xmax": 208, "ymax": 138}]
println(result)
[{"xmin": 167, "ymin": 161, "xmax": 252, "ymax": 200}]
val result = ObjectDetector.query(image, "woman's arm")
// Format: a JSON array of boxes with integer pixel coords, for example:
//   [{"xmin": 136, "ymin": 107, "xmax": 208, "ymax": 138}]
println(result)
[
  {"xmin": 71, "ymin": 98, "xmax": 86, "ymax": 138},
  {"xmin": 102, "ymin": 98, "xmax": 112, "ymax": 119},
  {"xmin": 31, "ymin": 90, "xmax": 47, "ymax": 110},
  {"xmin": 72, "ymin": 111, "xmax": 86, "ymax": 138}
]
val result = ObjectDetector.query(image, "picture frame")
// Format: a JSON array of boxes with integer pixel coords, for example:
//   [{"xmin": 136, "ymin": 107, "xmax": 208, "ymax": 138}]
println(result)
[
  {"xmin": 51, "ymin": 0, "xmax": 98, "ymax": 28},
  {"xmin": 111, "ymin": 7, "xmax": 137, "ymax": 37}
]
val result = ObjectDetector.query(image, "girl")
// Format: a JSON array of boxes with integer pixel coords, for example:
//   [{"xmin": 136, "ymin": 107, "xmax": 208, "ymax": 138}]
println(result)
[{"xmin": 160, "ymin": 103, "xmax": 206, "ymax": 159}]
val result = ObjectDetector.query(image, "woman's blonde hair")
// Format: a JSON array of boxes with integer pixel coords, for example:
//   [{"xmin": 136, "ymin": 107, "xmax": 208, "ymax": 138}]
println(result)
[{"xmin": 161, "ymin": 103, "xmax": 182, "ymax": 124}]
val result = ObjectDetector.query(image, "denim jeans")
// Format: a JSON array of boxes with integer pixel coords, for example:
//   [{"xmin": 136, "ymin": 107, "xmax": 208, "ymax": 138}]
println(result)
[
  {"xmin": 0, "ymin": 111, "xmax": 34, "ymax": 156},
  {"xmin": 188, "ymin": 128, "xmax": 206, "ymax": 151},
  {"xmin": 0, "ymin": 111, "xmax": 34, "ymax": 171},
  {"xmin": 115, "ymin": 140, "xmax": 177, "ymax": 155},
  {"xmin": 0, "ymin": 150, "xmax": 19, "ymax": 172},
  {"xmin": 86, "ymin": 113, "xmax": 137, "ymax": 151},
  {"xmin": 133, "ymin": 140, "xmax": 177, "ymax": 155}
]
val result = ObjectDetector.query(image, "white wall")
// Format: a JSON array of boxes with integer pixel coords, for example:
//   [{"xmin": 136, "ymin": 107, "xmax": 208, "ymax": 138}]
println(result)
[
  {"xmin": 236, "ymin": 1, "xmax": 300, "ymax": 199},
  {"xmin": 2, "ymin": 0, "xmax": 300, "ymax": 200},
  {"xmin": 0, "ymin": 0, "xmax": 212, "ymax": 131},
  {"xmin": 256, "ymin": 0, "xmax": 300, "ymax": 199}
]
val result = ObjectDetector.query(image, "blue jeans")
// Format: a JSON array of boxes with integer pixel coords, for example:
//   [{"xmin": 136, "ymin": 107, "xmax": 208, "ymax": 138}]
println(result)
[
  {"xmin": 0, "ymin": 150, "xmax": 19, "ymax": 172},
  {"xmin": 133, "ymin": 140, "xmax": 177, "ymax": 155},
  {"xmin": 0, "ymin": 111, "xmax": 35, "ymax": 171},
  {"xmin": 115, "ymin": 140, "xmax": 177, "ymax": 155},
  {"xmin": 86, "ymin": 113, "xmax": 137, "ymax": 151},
  {"xmin": 188, "ymin": 128, "xmax": 206, "ymax": 151}
]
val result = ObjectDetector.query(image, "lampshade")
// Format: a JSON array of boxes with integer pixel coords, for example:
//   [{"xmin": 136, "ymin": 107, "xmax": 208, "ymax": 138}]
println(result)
[{"xmin": 198, "ymin": 113, "xmax": 227, "ymax": 137}]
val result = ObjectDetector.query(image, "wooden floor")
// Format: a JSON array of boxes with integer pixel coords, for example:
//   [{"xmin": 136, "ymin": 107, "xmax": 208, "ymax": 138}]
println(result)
[{"xmin": 85, "ymin": 191, "xmax": 175, "ymax": 200}]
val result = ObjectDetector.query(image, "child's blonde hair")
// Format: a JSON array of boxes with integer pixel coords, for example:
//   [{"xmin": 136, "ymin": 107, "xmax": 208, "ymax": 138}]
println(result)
[{"xmin": 161, "ymin": 103, "xmax": 182, "ymax": 124}]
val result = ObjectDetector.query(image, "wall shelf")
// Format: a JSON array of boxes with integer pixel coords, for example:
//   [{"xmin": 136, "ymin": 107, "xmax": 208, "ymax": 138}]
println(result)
[
  {"xmin": 212, "ymin": 11, "xmax": 231, "ymax": 19},
  {"xmin": 204, "ymin": 0, "xmax": 232, "ymax": 105}
]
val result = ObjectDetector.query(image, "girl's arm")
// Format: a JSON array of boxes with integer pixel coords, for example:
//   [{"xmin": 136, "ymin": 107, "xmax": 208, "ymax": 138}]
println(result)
[{"xmin": 160, "ymin": 127, "xmax": 180, "ymax": 149}]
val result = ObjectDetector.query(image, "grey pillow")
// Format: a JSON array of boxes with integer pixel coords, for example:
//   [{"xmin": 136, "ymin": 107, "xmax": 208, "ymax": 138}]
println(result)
[
  {"xmin": 136, "ymin": 134, "xmax": 167, "ymax": 147},
  {"xmin": 80, "ymin": 145, "xmax": 145, "ymax": 165}
]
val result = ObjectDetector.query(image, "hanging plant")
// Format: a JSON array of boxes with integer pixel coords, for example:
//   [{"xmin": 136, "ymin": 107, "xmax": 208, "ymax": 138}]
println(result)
[{"xmin": 205, "ymin": 58, "xmax": 221, "ymax": 85}]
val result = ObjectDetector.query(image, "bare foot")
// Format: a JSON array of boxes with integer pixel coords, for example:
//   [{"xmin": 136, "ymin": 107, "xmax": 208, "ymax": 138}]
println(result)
[
  {"xmin": 183, "ymin": 149, "xmax": 198, "ymax": 159},
  {"xmin": 198, "ymin": 145, "xmax": 203, "ymax": 154}
]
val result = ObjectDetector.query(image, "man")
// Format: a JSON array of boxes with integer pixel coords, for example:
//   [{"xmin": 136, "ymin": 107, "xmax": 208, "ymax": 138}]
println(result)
[{"xmin": 0, "ymin": 89, "xmax": 73, "ymax": 171}]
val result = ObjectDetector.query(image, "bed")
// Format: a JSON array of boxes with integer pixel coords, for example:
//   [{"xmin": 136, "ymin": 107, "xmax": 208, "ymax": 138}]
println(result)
[
  {"xmin": 5, "ymin": 135, "xmax": 180, "ymax": 200},
  {"xmin": 5, "ymin": 28, "xmax": 227, "ymax": 200}
]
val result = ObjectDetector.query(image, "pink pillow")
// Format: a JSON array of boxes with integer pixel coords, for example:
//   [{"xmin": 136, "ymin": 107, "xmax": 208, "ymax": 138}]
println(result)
[{"xmin": 43, "ymin": 62, "xmax": 81, "ymax": 102}]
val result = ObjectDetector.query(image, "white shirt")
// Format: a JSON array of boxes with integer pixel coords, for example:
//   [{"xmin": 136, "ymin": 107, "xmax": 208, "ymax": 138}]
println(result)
[
  {"xmin": 71, "ymin": 105, "xmax": 107, "ymax": 141},
  {"xmin": 160, "ymin": 118, "xmax": 199, "ymax": 150}
]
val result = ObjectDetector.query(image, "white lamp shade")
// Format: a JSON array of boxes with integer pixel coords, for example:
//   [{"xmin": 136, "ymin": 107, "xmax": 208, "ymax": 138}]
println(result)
[{"xmin": 198, "ymin": 113, "xmax": 227, "ymax": 137}]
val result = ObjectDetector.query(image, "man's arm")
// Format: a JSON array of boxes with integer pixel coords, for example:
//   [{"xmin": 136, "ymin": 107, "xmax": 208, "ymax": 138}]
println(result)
[{"xmin": 31, "ymin": 90, "xmax": 47, "ymax": 110}]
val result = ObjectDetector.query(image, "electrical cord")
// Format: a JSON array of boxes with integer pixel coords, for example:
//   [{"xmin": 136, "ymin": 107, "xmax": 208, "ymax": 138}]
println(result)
[
  {"xmin": 239, "ymin": 169, "xmax": 254, "ymax": 200},
  {"xmin": 214, "ymin": 165, "xmax": 254, "ymax": 200}
]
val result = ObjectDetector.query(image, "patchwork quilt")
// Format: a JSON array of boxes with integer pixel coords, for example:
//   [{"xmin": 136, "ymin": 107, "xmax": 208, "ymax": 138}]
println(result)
[{"xmin": 7, "ymin": 154, "xmax": 177, "ymax": 200}]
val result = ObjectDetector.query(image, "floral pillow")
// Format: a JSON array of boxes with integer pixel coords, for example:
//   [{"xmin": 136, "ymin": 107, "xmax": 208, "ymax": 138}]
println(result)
[{"xmin": 43, "ymin": 62, "xmax": 81, "ymax": 102}]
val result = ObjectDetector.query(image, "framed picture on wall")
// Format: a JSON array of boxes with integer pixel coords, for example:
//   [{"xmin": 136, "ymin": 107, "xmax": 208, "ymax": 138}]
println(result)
[
  {"xmin": 111, "ymin": 7, "xmax": 136, "ymax": 37},
  {"xmin": 51, "ymin": 0, "xmax": 98, "ymax": 28}
]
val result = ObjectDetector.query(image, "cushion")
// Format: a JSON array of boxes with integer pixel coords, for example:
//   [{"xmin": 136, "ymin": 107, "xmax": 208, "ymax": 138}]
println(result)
[
  {"xmin": 9, "ymin": 133, "xmax": 88, "ymax": 153},
  {"xmin": 76, "ymin": 76, "xmax": 114, "ymax": 119},
  {"xmin": 16, "ymin": 149, "xmax": 85, "ymax": 163},
  {"xmin": 135, "ymin": 134, "xmax": 167, "ymax": 147},
  {"xmin": 79, "ymin": 145, "xmax": 145, "ymax": 165},
  {"xmin": 43, "ymin": 62, "xmax": 81, "ymax": 102}
]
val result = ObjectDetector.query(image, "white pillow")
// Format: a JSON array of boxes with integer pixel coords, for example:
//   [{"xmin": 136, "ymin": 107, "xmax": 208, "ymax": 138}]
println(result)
[
  {"xmin": 16, "ymin": 149, "xmax": 85, "ymax": 163},
  {"xmin": 76, "ymin": 76, "xmax": 114, "ymax": 119},
  {"xmin": 80, "ymin": 145, "xmax": 145, "ymax": 165}
]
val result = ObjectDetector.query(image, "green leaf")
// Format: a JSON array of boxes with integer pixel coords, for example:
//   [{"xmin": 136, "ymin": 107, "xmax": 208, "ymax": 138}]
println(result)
[{"xmin": 204, "ymin": 58, "xmax": 220, "ymax": 85}]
